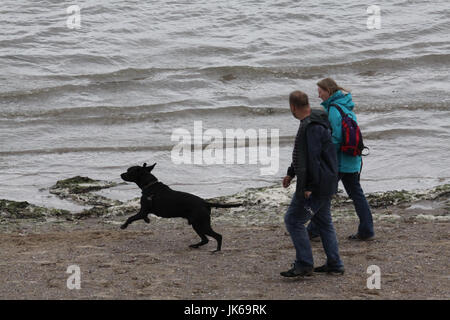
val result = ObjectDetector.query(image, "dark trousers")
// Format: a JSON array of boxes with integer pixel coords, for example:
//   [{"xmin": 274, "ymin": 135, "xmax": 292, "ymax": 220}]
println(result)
[
  {"xmin": 285, "ymin": 194, "xmax": 343, "ymax": 269},
  {"xmin": 308, "ymin": 172, "xmax": 375, "ymax": 238}
]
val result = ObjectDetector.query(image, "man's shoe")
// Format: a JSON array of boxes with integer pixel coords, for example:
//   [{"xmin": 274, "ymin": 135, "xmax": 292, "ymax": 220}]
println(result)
[
  {"xmin": 280, "ymin": 264, "xmax": 313, "ymax": 278},
  {"xmin": 348, "ymin": 233, "xmax": 375, "ymax": 241},
  {"xmin": 314, "ymin": 264, "xmax": 345, "ymax": 275}
]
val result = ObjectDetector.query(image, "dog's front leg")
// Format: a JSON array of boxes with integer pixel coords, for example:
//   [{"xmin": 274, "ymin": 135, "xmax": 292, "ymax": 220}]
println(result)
[
  {"xmin": 120, "ymin": 209, "xmax": 148, "ymax": 229},
  {"xmin": 120, "ymin": 195, "xmax": 153, "ymax": 229},
  {"xmin": 141, "ymin": 195, "xmax": 152, "ymax": 224}
]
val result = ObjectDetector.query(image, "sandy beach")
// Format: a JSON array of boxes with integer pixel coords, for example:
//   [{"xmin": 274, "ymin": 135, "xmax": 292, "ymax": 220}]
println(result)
[{"xmin": 0, "ymin": 178, "xmax": 448, "ymax": 299}]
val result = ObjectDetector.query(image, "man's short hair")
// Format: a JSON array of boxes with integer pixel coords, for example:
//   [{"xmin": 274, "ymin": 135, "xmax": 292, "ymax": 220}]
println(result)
[{"xmin": 289, "ymin": 90, "xmax": 309, "ymax": 109}]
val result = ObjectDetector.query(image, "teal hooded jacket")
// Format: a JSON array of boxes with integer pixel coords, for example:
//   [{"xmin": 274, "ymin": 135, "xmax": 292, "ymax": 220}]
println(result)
[{"xmin": 321, "ymin": 90, "xmax": 362, "ymax": 173}]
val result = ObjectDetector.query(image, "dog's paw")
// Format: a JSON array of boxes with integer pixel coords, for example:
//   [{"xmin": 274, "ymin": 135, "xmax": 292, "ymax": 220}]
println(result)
[
  {"xmin": 120, "ymin": 224, "xmax": 128, "ymax": 230},
  {"xmin": 189, "ymin": 244, "xmax": 200, "ymax": 249},
  {"xmin": 143, "ymin": 217, "xmax": 150, "ymax": 223}
]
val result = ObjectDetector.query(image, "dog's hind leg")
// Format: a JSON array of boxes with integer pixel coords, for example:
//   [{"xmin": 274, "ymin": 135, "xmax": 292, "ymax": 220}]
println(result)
[
  {"xmin": 203, "ymin": 209, "xmax": 222, "ymax": 252},
  {"xmin": 205, "ymin": 227, "xmax": 222, "ymax": 252},
  {"xmin": 190, "ymin": 219, "xmax": 222, "ymax": 252},
  {"xmin": 189, "ymin": 222, "xmax": 209, "ymax": 249}
]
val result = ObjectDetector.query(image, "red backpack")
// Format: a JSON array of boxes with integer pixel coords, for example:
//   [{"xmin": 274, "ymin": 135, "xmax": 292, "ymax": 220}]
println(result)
[{"xmin": 330, "ymin": 104, "xmax": 368, "ymax": 157}]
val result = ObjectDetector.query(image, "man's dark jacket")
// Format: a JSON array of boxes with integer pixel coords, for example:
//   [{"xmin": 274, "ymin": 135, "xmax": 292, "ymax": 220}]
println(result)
[{"xmin": 287, "ymin": 108, "xmax": 338, "ymax": 199}]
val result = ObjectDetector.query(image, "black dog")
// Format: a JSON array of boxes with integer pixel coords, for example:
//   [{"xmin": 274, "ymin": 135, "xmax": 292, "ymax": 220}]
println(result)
[{"xmin": 120, "ymin": 163, "xmax": 241, "ymax": 252}]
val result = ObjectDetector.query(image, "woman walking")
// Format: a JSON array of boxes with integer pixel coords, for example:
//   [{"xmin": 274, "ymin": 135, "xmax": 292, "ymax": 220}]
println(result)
[{"xmin": 308, "ymin": 78, "xmax": 375, "ymax": 241}]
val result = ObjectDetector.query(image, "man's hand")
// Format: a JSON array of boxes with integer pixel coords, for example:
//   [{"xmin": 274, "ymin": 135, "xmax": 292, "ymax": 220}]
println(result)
[
  {"xmin": 304, "ymin": 191, "xmax": 312, "ymax": 199},
  {"xmin": 283, "ymin": 175, "xmax": 293, "ymax": 188}
]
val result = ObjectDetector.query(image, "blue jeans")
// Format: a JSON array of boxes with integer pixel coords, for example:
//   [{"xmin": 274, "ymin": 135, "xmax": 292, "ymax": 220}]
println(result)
[
  {"xmin": 308, "ymin": 172, "xmax": 374, "ymax": 238},
  {"xmin": 284, "ymin": 194, "xmax": 343, "ymax": 269}
]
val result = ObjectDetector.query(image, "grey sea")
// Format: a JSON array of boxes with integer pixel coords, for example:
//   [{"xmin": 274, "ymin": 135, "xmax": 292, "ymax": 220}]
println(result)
[{"xmin": 1, "ymin": 0, "xmax": 449, "ymax": 211}]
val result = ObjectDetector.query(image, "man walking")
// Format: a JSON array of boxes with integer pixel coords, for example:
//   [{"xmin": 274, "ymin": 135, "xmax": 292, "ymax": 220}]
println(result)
[{"xmin": 281, "ymin": 90, "xmax": 344, "ymax": 277}]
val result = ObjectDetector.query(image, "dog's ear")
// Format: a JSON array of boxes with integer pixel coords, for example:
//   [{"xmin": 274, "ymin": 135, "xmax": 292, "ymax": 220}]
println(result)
[{"xmin": 147, "ymin": 163, "xmax": 156, "ymax": 172}]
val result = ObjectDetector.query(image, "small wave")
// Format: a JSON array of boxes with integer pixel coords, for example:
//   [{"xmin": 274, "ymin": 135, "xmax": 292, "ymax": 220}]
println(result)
[
  {"xmin": 2, "ymin": 100, "xmax": 447, "ymax": 126},
  {"xmin": 157, "ymin": 105, "xmax": 289, "ymax": 119},
  {"xmin": 358, "ymin": 101, "xmax": 450, "ymax": 113},
  {"xmin": 0, "ymin": 135, "xmax": 295, "ymax": 157},
  {"xmin": 0, "ymin": 145, "xmax": 172, "ymax": 157},
  {"xmin": 0, "ymin": 67, "xmax": 176, "ymax": 99},
  {"xmin": 0, "ymin": 83, "xmax": 88, "ymax": 99},
  {"xmin": 2, "ymin": 53, "xmax": 449, "ymax": 100},
  {"xmin": 2, "ymin": 101, "xmax": 448, "ymax": 128},
  {"xmin": 1, "ymin": 105, "xmax": 290, "ymax": 126},
  {"xmin": 364, "ymin": 128, "xmax": 445, "ymax": 140},
  {"xmin": 67, "ymin": 67, "xmax": 176, "ymax": 82},
  {"xmin": 0, "ymin": 101, "xmax": 197, "ymax": 119},
  {"xmin": 198, "ymin": 54, "xmax": 450, "ymax": 78}
]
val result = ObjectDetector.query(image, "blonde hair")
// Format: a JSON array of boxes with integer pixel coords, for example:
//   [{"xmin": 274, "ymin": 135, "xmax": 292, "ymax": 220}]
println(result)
[{"xmin": 317, "ymin": 78, "xmax": 350, "ymax": 95}]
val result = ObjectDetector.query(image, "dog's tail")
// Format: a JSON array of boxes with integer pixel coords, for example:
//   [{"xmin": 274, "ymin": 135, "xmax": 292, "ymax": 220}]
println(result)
[{"xmin": 205, "ymin": 202, "xmax": 242, "ymax": 208}]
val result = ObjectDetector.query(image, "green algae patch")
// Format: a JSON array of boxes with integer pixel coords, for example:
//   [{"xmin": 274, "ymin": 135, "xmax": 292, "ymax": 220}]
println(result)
[
  {"xmin": 47, "ymin": 175, "xmax": 138, "ymax": 220},
  {"xmin": 73, "ymin": 201, "xmax": 139, "ymax": 220},
  {"xmin": 366, "ymin": 190, "xmax": 418, "ymax": 208},
  {"xmin": 206, "ymin": 182, "xmax": 450, "ymax": 225},
  {"xmin": 0, "ymin": 199, "xmax": 70, "ymax": 220},
  {"xmin": 50, "ymin": 176, "xmax": 121, "ymax": 207},
  {"xmin": 48, "ymin": 175, "xmax": 136, "ymax": 220},
  {"xmin": 427, "ymin": 184, "xmax": 450, "ymax": 200},
  {"xmin": 52, "ymin": 176, "xmax": 115, "ymax": 194},
  {"xmin": 74, "ymin": 206, "xmax": 110, "ymax": 220},
  {"xmin": 358, "ymin": 184, "xmax": 450, "ymax": 209}
]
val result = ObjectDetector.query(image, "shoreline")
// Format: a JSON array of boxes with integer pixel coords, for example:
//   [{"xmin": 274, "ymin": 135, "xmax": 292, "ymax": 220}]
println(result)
[
  {"xmin": 0, "ymin": 177, "xmax": 449, "ymax": 299},
  {"xmin": 1, "ymin": 176, "xmax": 449, "ymax": 228}
]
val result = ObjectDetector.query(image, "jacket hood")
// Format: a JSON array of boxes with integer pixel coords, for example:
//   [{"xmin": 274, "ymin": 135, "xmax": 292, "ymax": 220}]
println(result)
[
  {"xmin": 306, "ymin": 108, "xmax": 331, "ymax": 129},
  {"xmin": 321, "ymin": 90, "xmax": 355, "ymax": 113}
]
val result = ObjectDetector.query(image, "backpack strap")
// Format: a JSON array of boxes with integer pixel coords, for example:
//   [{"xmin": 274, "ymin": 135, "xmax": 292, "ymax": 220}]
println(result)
[{"xmin": 329, "ymin": 104, "xmax": 347, "ymax": 118}]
